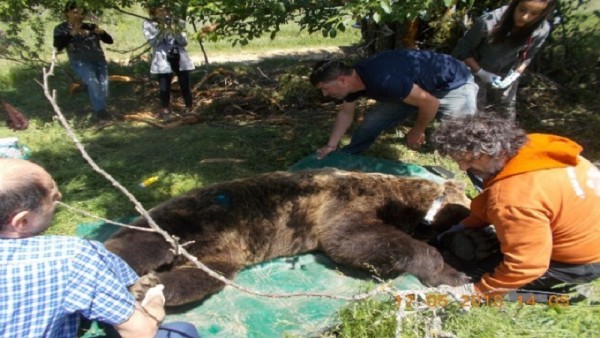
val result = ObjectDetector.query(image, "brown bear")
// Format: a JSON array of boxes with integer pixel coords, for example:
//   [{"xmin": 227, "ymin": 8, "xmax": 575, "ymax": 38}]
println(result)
[{"xmin": 104, "ymin": 168, "xmax": 472, "ymax": 306}]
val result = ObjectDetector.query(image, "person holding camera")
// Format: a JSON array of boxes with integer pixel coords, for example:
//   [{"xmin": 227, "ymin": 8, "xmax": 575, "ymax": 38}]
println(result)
[
  {"xmin": 53, "ymin": 2, "xmax": 113, "ymax": 123},
  {"xmin": 143, "ymin": 4, "xmax": 195, "ymax": 120}
]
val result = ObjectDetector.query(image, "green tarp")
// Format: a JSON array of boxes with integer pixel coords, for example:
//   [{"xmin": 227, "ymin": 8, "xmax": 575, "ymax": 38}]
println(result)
[{"xmin": 290, "ymin": 152, "xmax": 444, "ymax": 183}]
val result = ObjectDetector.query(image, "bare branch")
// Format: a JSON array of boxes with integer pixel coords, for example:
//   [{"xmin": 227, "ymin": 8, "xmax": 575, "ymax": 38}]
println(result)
[
  {"xmin": 111, "ymin": 6, "xmax": 153, "ymax": 21},
  {"xmin": 57, "ymin": 202, "xmax": 156, "ymax": 233},
  {"xmin": 41, "ymin": 48, "xmax": 177, "ymax": 251}
]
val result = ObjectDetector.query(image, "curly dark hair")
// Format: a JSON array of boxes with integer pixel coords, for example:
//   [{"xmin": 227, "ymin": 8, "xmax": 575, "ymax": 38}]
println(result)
[
  {"xmin": 431, "ymin": 113, "xmax": 528, "ymax": 159},
  {"xmin": 309, "ymin": 60, "xmax": 353, "ymax": 86}
]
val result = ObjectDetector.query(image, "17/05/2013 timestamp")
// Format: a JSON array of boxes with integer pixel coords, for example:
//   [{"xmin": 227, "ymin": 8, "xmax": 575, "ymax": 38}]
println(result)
[{"xmin": 394, "ymin": 293, "xmax": 571, "ymax": 308}]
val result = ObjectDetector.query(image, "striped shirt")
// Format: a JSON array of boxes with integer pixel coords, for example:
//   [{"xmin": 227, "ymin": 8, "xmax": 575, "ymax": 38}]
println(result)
[{"xmin": 0, "ymin": 236, "xmax": 138, "ymax": 338}]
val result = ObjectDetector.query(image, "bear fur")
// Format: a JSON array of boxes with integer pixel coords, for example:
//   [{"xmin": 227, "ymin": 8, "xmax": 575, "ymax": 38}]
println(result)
[{"xmin": 104, "ymin": 168, "xmax": 472, "ymax": 306}]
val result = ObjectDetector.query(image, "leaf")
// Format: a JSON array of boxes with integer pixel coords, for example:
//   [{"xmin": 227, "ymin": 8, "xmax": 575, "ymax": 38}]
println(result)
[
  {"xmin": 380, "ymin": 0, "xmax": 392, "ymax": 14},
  {"xmin": 372, "ymin": 12, "xmax": 381, "ymax": 23}
]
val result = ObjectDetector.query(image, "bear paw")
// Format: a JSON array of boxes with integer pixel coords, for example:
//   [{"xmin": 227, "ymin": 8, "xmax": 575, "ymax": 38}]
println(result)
[
  {"xmin": 443, "ymin": 227, "xmax": 499, "ymax": 261},
  {"xmin": 130, "ymin": 272, "xmax": 161, "ymax": 302}
]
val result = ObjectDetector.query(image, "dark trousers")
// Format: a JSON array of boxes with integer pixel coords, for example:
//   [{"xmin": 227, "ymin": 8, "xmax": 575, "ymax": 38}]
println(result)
[
  {"xmin": 157, "ymin": 65, "xmax": 193, "ymax": 109},
  {"xmin": 505, "ymin": 260, "xmax": 600, "ymax": 303}
]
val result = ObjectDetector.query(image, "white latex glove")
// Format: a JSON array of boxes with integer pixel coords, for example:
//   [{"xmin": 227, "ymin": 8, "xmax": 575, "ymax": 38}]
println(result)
[
  {"xmin": 493, "ymin": 70, "xmax": 521, "ymax": 89},
  {"xmin": 436, "ymin": 283, "xmax": 476, "ymax": 302},
  {"xmin": 436, "ymin": 223, "xmax": 465, "ymax": 242},
  {"xmin": 475, "ymin": 68, "xmax": 501, "ymax": 85},
  {"xmin": 141, "ymin": 284, "xmax": 165, "ymax": 307}
]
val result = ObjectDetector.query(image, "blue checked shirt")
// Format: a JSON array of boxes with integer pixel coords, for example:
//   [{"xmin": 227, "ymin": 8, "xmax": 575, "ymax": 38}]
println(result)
[{"xmin": 0, "ymin": 236, "xmax": 139, "ymax": 338}]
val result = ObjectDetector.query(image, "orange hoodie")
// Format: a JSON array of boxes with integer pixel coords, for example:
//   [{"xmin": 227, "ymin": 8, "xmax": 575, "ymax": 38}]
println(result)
[{"xmin": 461, "ymin": 134, "xmax": 600, "ymax": 295}]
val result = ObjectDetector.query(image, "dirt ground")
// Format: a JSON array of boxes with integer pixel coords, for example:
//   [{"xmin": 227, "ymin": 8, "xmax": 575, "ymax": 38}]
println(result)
[{"xmin": 189, "ymin": 46, "xmax": 347, "ymax": 66}]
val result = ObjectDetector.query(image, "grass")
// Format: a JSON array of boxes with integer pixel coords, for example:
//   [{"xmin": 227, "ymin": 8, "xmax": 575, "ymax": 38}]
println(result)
[
  {"xmin": 1, "ymin": 6, "xmax": 599, "ymax": 338},
  {"xmin": 326, "ymin": 283, "xmax": 600, "ymax": 338}
]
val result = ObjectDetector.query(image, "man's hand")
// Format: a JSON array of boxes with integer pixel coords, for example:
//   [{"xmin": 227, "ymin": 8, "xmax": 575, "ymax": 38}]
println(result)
[
  {"xmin": 141, "ymin": 284, "xmax": 166, "ymax": 307},
  {"xmin": 93, "ymin": 27, "xmax": 105, "ymax": 35},
  {"xmin": 492, "ymin": 70, "xmax": 521, "ymax": 89},
  {"xmin": 141, "ymin": 284, "xmax": 166, "ymax": 324},
  {"xmin": 116, "ymin": 284, "xmax": 166, "ymax": 338},
  {"xmin": 3, "ymin": 101, "xmax": 28, "ymax": 130},
  {"xmin": 316, "ymin": 145, "xmax": 336, "ymax": 160},
  {"xmin": 475, "ymin": 68, "xmax": 501, "ymax": 85},
  {"xmin": 406, "ymin": 128, "xmax": 425, "ymax": 149}
]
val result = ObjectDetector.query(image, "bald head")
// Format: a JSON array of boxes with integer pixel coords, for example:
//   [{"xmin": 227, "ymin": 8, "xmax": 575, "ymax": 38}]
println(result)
[
  {"xmin": 0, "ymin": 158, "xmax": 50, "ymax": 184},
  {"xmin": 0, "ymin": 159, "xmax": 59, "ymax": 233}
]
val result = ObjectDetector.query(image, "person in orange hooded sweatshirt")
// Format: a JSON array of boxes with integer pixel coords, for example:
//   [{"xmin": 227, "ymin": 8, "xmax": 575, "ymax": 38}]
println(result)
[{"xmin": 431, "ymin": 114, "xmax": 600, "ymax": 301}]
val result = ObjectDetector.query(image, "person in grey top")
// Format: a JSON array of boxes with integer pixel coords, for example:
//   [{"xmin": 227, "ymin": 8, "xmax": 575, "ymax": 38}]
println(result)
[
  {"xmin": 53, "ymin": 2, "xmax": 113, "ymax": 122},
  {"xmin": 452, "ymin": 0, "xmax": 554, "ymax": 119},
  {"xmin": 143, "ymin": 4, "xmax": 195, "ymax": 120}
]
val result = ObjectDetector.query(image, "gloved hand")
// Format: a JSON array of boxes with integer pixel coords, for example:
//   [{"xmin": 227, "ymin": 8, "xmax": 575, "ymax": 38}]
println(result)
[
  {"xmin": 475, "ymin": 68, "xmax": 501, "ymax": 85},
  {"xmin": 442, "ymin": 226, "xmax": 500, "ymax": 261},
  {"xmin": 141, "ymin": 284, "xmax": 165, "ymax": 307},
  {"xmin": 436, "ymin": 223, "xmax": 465, "ymax": 242},
  {"xmin": 493, "ymin": 70, "xmax": 521, "ymax": 89},
  {"xmin": 436, "ymin": 283, "xmax": 476, "ymax": 302}
]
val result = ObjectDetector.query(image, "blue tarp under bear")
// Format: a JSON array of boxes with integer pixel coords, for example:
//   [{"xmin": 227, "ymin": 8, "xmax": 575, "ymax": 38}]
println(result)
[{"xmin": 77, "ymin": 152, "xmax": 442, "ymax": 338}]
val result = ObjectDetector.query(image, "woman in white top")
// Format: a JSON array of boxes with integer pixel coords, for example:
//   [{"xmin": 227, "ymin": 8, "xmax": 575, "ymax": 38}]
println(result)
[{"xmin": 143, "ymin": 5, "xmax": 195, "ymax": 119}]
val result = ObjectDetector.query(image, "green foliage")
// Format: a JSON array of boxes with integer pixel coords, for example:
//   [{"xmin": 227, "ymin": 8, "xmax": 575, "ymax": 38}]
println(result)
[
  {"xmin": 330, "ymin": 280, "xmax": 600, "ymax": 337},
  {"xmin": 277, "ymin": 70, "xmax": 322, "ymax": 106},
  {"xmin": 187, "ymin": 0, "xmax": 347, "ymax": 46},
  {"xmin": 332, "ymin": 297, "xmax": 397, "ymax": 337},
  {"xmin": 535, "ymin": 0, "xmax": 600, "ymax": 94}
]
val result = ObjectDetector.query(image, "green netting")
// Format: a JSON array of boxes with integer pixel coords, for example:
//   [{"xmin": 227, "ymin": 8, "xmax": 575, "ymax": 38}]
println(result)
[{"xmin": 77, "ymin": 153, "xmax": 441, "ymax": 337}]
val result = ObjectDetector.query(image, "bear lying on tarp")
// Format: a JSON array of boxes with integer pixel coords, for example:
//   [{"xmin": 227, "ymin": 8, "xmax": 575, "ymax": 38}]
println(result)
[{"xmin": 105, "ymin": 168, "xmax": 472, "ymax": 306}]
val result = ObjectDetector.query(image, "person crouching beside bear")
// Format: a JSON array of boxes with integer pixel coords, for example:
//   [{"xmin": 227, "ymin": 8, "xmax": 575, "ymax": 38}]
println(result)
[{"xmin": 433, "ymin": 114, "xmax": 600, "ymax": 302}]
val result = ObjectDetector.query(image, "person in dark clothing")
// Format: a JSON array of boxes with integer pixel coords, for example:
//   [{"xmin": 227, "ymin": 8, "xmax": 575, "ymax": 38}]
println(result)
[
  {"xmin": 53, "ymin": 2, "xmax": 113, "ymax": 122},
  {"xmin": 452, "ymin": 0, "xmax": 555, "ymax": 119},
  {"xmin": 310, "ymin": 49, "xmax": 478, "ymax": 159}
]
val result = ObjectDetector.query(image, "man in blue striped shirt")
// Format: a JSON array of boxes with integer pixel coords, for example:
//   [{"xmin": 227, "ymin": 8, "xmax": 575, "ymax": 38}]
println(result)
[{"xmin": 0, "ymin": 159, "xmax": 199, "ymax": 337}]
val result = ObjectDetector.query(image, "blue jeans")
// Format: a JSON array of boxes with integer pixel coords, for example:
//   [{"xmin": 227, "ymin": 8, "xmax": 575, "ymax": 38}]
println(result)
[
  {"xmin": 69, "ymin": 59, "xmax": 109, "ymax": 117},
  {"xmin": 342, "ymin": 75, "xmax": 478, "ymax": 154},
  {"xmin": 156, "ymin": 322, "xmax": 201, "ymax": 338}
]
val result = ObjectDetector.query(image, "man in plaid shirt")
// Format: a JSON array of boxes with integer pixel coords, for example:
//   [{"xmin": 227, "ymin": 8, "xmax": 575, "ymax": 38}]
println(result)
[{"xmin": 0, "ymin": 159, "xmax": 199, "ymax": 338}]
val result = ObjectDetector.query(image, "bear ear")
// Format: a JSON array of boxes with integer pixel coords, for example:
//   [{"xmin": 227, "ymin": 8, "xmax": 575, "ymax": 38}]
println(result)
[{"xmin": 441, "ymin": 179, "xmax": 471, "ymax": 209}]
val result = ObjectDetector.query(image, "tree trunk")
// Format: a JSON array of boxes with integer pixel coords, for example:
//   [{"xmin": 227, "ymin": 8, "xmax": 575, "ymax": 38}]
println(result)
[{"xmin": 360, "ymin": 18, "xmax": 420, "ymax": 55}]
